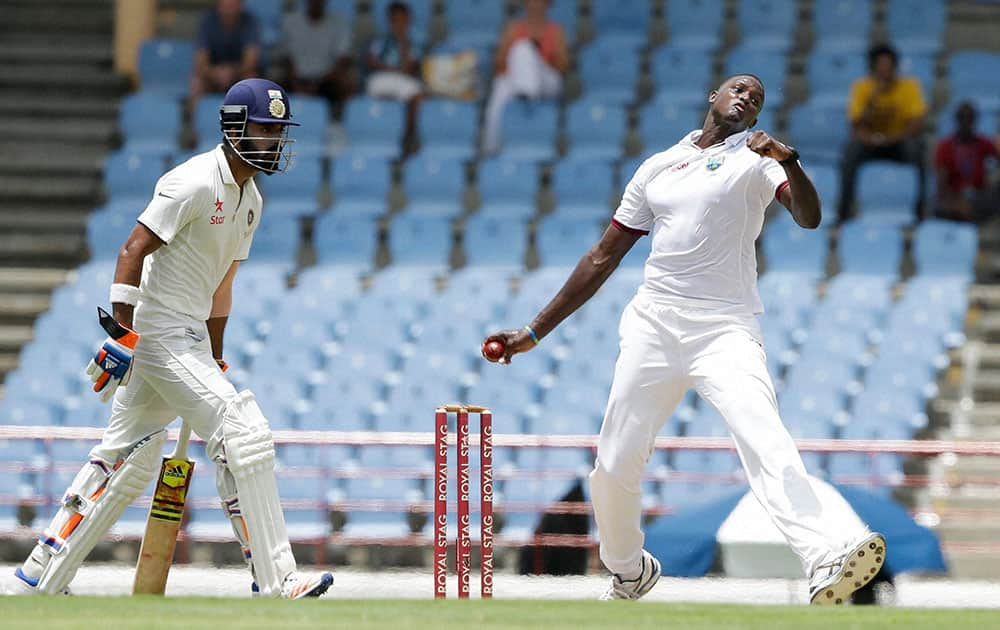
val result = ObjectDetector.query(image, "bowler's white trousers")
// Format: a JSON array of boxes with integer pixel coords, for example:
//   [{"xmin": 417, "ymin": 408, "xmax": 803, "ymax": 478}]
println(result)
[{"xmin": 588, "ymin": 294, "xmax": 868, "ymax": 578}]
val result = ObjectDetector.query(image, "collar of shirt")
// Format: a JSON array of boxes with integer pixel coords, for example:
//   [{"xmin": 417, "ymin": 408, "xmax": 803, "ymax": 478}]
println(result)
[
  {"xmin": 682, "ymin": 128, "xmax": 750, "ymax": 152},
  {"xmin": 213, "ymin": 144, "xmax": 237, "ymax": 186}
]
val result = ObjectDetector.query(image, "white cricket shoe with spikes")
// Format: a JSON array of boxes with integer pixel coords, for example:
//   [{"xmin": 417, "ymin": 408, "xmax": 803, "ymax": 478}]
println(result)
[
  {"xmin": 599, "ymin": 549, "xmax": 661, "ymax": 600},
  {"xmin": 809, "ymin": 532, "xmax": 886, "ymax": 605}
]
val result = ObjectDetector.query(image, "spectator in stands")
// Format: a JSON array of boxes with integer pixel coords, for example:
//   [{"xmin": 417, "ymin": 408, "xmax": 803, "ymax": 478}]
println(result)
[
  {"xmin": 838, "ymin": 44, "xmax": 928, "ymax": 222},
  {"xmin": 934, "ymin": 102, "xmax": 1000, "ymax": 223},
  {"xmin": 481, "ymin": 0, "xmax": 570, "ymax": 155},
  {"xmin": 366, "ymin": 1, "xmax": 424, "ymax": 155},
  {"xmin": 279, "ymin": 0, "xmax": 356, "ymax": 118},
  {"xmin": 190, "ymin": 0, "xmax": 261, "ymax": 107}
]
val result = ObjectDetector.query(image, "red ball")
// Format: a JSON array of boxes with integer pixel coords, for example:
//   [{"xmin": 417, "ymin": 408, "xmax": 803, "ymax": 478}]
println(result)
[{"xmin": 483, "ymin": 340, "xmax": 505, "ymax": 361}]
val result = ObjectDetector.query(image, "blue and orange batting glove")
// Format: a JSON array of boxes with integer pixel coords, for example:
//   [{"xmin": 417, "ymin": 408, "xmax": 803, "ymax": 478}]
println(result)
[{"xmin": 85, "ymin": 307, "xmax": 140, "ymax": 403}]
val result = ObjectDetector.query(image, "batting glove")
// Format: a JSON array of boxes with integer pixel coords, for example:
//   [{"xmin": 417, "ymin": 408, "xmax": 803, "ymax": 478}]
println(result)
[{"xmin": 85, "ymin": 307, "xmax": 141, "ymax": 403}]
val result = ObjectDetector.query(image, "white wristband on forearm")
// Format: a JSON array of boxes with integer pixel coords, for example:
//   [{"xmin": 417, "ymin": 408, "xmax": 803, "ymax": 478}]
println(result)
[{"xmin": 109, "ymin": 283, "xmax": 140, "ymax": 306}]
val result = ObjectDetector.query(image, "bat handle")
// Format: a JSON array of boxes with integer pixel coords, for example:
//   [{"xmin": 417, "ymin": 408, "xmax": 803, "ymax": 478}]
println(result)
[{"xmin": 172, "ymin": 422, "xmax": 192, "ymax": 459}]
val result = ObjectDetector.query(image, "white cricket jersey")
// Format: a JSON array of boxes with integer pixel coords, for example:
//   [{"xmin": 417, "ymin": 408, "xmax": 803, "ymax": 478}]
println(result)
[
  {"xmin": 134, "ymin": 145, "xmax": 261, "ymax": 324},
  {"xmin": 613, "ymin": 129, "xmax": 789, "ymax": 315}
]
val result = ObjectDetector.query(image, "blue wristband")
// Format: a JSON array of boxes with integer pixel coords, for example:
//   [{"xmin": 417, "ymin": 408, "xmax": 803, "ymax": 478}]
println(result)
[{"xmin": 523, "ymin": 325, "xmax": 540, "ymax": 345}]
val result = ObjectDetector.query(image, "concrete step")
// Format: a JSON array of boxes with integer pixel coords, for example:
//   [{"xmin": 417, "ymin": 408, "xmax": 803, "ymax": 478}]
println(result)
[
  {"xmin": 0, "ymin": 208, "xmax": 92, "ymax": 232},
  {"xmin": 0, "ymin": 233, "xmax": 87, "ymax": 265},
  {"xmin": 972, "ymin": 369, "xmax": 1000, "ymax": 401},
  {"xmin": 0, "ymin": 147, "xmax": 107, "ymax": 178},
  {"xmin": 0, "ymin": 42, "xmax": 112, "ymax": 66},
  {"xmin": 8, "ymin": 5, "xmax": 112, "ymax": 34},
  {"xmin": 0, "ymin": 96, "xmax": 119, "ymax": 120},
  {"xmin": 0, "ymin": 293, "xmax": 50, "ymax": 322},
  {"xmin": 0, "ymin": 67, "xmax": 127, "ymax": 96},
  {"xmin": 0, "ymin": 118, "xmax": 117, "ymax": 145},
  {"xmin": 0, "ymin": 354, "xmax": 18, "ymax": 379},
  {"xmin": 0, "ymin": 268, "xmax": 70, "ymax": 292},
  {"xmin": 0, "ymin": 175, "xmax": 101, "ymax": 205},
  {"xmin": 0, "ymin": 325, "xmax": 34, "ymax": 353}
]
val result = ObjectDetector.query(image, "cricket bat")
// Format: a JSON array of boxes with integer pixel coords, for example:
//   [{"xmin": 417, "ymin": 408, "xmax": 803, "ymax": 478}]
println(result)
[{"xmin": 132, "ymin": 422, "xmax": 194, "ymax": 595}]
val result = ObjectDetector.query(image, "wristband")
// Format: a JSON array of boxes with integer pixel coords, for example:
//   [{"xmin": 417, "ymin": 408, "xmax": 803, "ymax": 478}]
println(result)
[
  {"xmin": 109, "ymin": 283, "xmax": 140, "ymax": 306},
  {"xmin": 778, "ymin": 148, "xmax": 800, "ymax": 166},
  {"xmin": 523, "ymin": 325, "xmax": 540, "ymax": 345}
]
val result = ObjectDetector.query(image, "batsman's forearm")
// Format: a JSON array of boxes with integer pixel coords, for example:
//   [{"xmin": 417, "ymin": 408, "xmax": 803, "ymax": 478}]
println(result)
[
  {"xmin": 529, "ymin": 247, "xmax": 621, "ymax": 341},
  {"xmin": 784, "ymin": 161, "xmax": 822, "ymax": 229},
  {"xmin": 112, "ymin": 253, "xmax": 144, "ymax": 329},
  {"xmin": 207, "ymin": 316, "xmax": 227, "ymax": 360}
]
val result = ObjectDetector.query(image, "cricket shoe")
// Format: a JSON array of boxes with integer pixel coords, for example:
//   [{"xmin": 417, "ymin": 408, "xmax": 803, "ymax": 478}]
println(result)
[
  {"xmin": 809, "ymin": 532, "xmax": 886, "ymax": 605},
  {"xmin": 599, "ymin": 550, "xmax": 661, "ymax": 600},
  {"xmin": 9, "ymin": 567, "xmax": 71, "ymax": 595},
  {"xmin": 280, "ymin": 571, "xmax": 334, "ymax": 599}
]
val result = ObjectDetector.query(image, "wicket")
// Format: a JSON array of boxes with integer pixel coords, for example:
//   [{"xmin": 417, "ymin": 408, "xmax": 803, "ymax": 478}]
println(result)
[{"xmin": 434, "ymin": 405, "xmax": 493, "ymax": 599}]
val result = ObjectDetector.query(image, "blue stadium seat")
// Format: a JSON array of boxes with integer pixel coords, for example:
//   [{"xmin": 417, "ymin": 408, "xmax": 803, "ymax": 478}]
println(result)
[
  {"xmin": 87, "ymin": 208, "xmax": 137, "ymax": 260},
  {"xmin": 340, "ymin": 475, "xmax": 420, "ymax": 538},
  {"xmin": 313, "ymin": 215, "xmax": 378, "ymax": 268},
  {"xmin": 578, "ymin": 39, "xmax": 640, "ymax": 105},
  {"xmin": 665, "ymin": 0, "xmax": 724, "ymax": 51},
  {"xmin": 787, "ymin": 100, "xmax": 848, "ymax": 164},
  {"xmin": 499, "ymin": 476, "xmax": 575, "ymax": 541},
  {"xmin": 855, "ymin": 162, "xmax": 921, "ymax": 222},
  {"xmin": 737, "ymin": 0, "xmax": 797, "ymax": 52},
  {"xmin": 245, "ymin": 0, "xmax": 283, "ymax": 47},
  {"xmin": 137, "ymin": 39, "xmax": 195, "ymax": 96},
  {"xmin": 913, "ymin": 219, "xmax": 978, "ymax": 276},
  {"xmin": 476, "ymin": 158, "xmax": 538, "ymax": 219},
  {"xmin": 807, "ymin": 50, "xmax": 866, "ymax": 107},
  {"xmin": 564, "ymin": 100, "xmax": 627, "ymax": 161},
  {"xmin": 887, "ymin": 0, "xmax": 946, "ymax": 55},
  {"xmin": 898, "ymin": 53, "xmax": 937, "ymax": 94},
  {"xmin": 589, "ymin": 0, "xmax": 651, "ymax": 49},
  {"xmin": 498, "ymin": 100, "xmax": 559, "ymax": 161},
  {"xmin": 444, "ymin": 0, "xmax": 506, "ymax": 48},
  {"xmin": 119, "ymin": 92, "xmax": 181, "ymax": 155},
  {"xmin": 463, "ymin": 215, "xmax": 528, "ymax": 268},
  {"xmin": 551, "ymin": 157, "xmax": 616, "ymax": 219},
  {"xmin": 388, "ymin": 214, "xmax": 453, "ymax": 267},
  {"xmin": 794, "ymin": 329, "xmax": 870, "ymax": 366},
  {"xmin": 344, "ymin": 97, "xmax": 404, "ymax": 159},
  {"xmin": 193, "ymin": 93, "xmax": 226, "ymax": 148},
  {"xmin": 547, "ymin": 0, "xmax": 578, "ymax": 43},
  {"xmin": 805, "ymin": 164, "xmax": 840, "ymax": 211},
  {"xmin": 104, "ymin": 149, "xmax": 164, "ymax": 202},
  {"xmin": 536, "ymin": 215, "xmax": 603, "ymax": 267},
  {"xmin": 259, "ymin": 156, "xmax": 323, "ymax": 206},
  {"xmin": 864, "ymin": 356, "xmax": 939, "ymax": 403},
  {"xmin": 948, "ymin": 51, "xmax": 1000, "ymax": 112},
  {"xmin": 936, "ymin": 106, "xmax": 1000, "ymax": 138},
  {"xmin": 649, "ymin": 46, "xmax": 714, "ymax": 106},
  {"xmin": 639, "ymin": 102, "xmax": 702, "ymax": 153},
  {"xmin": 762, "ymin": 214, "xmax": 828, "ymax": 274},
  {"xmin": 724, "ymin": 46, "xmax": 787, "ymax": 107},
  {"xmin": 403, "ymin": 155, "xmax": 465, "ymax": 218},
  {"xmin": 247, "ymin": 216, "xmax": 299, "ymax": 263},
  {"xmin": 331, "ymin": 153, "xmax": 389, "ymax": 217},
  {"xmin": 837, "ymin": 220, "xmax": 903, "ymax": 275},
  {"xmin": 417, "ymin": 100, "xmax": 478, "ymax": 161},
  {"xmin": 287, "ymin": 95, "xmax": 330, "ymax": 156},
  {"xmin": 823, "ymin": 273, "xmax": 894, "ymax": 315},
  {"xmin": 812, "ymin": 0, "xmax": 872, "ymax": 53}
]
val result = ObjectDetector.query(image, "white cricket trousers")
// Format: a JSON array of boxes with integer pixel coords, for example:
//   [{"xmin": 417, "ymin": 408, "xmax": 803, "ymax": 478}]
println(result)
[
  {"xmin": 588, "ymin": 295, "xmax": 868, "ymax": 578},
  {"xmin": 482, "ymin": 39, "xmax": 562, "ymax": 154},
  {"xmin": 94, "ymin": 315, "xmax": 236, "ymax": 463}
]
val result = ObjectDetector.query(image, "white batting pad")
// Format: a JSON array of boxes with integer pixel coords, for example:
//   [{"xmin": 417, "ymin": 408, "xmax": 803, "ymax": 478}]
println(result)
[
  {"xmin": 222, "ymin": 390, "xmax": 296, "ymax": 597},
  {"xmin": 36, "ymin": 430, "xmax": 166, "ymax": 593}
]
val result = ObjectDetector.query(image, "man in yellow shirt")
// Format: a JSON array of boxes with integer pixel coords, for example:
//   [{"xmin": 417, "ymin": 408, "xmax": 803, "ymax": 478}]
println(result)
[{"xmin": 839, "ymin": 44, "xmax": 928, "ymax": 222}]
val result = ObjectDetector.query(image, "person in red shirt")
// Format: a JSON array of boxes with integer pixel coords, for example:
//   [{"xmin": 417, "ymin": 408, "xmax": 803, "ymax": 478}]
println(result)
[
  {"xmin": 481, "ymin": 0, "xmax": 570, "ymax": 155},
  {"xmin": 935, "ymin": 102, "xmax": 1000, "ymax": 222}
]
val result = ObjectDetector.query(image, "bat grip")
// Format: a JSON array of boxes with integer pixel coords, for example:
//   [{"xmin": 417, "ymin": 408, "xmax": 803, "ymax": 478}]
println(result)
[{"xmin": 172, "ymin": 422, "xmax": 192, "ymax": 459}]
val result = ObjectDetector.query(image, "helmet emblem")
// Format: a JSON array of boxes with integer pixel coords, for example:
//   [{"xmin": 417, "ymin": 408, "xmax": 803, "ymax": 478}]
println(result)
[{"xmin": 269, "ymin": 98, "xmax": 286, "ymax": 118}]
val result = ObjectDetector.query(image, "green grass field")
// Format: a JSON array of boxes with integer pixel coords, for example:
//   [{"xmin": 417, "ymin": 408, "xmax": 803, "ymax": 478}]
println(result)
[{"xmin": 5, "ymin": 598, "xmax": 1000, "ymax": 630}]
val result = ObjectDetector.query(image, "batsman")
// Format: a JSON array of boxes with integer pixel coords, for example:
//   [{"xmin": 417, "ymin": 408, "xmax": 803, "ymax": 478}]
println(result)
[{"xmin": 12, "ymin": 79, "xmax": 334, "ymax": 598}]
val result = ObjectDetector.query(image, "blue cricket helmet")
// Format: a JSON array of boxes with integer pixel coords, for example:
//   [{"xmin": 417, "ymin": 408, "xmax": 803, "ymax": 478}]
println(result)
[{"xmin": 219, "ymin": 78, "xmax": 298, "ymax": 173}]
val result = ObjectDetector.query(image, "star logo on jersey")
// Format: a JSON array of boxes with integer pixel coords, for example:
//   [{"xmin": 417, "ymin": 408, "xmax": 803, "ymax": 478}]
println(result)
[
  {"xmin": 214, "ymin": 198, "xmax": 224, "ymax": 213},
  {"xmin": 706, "ymin": 156, "xmax": 725, "ymax": 171}
]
